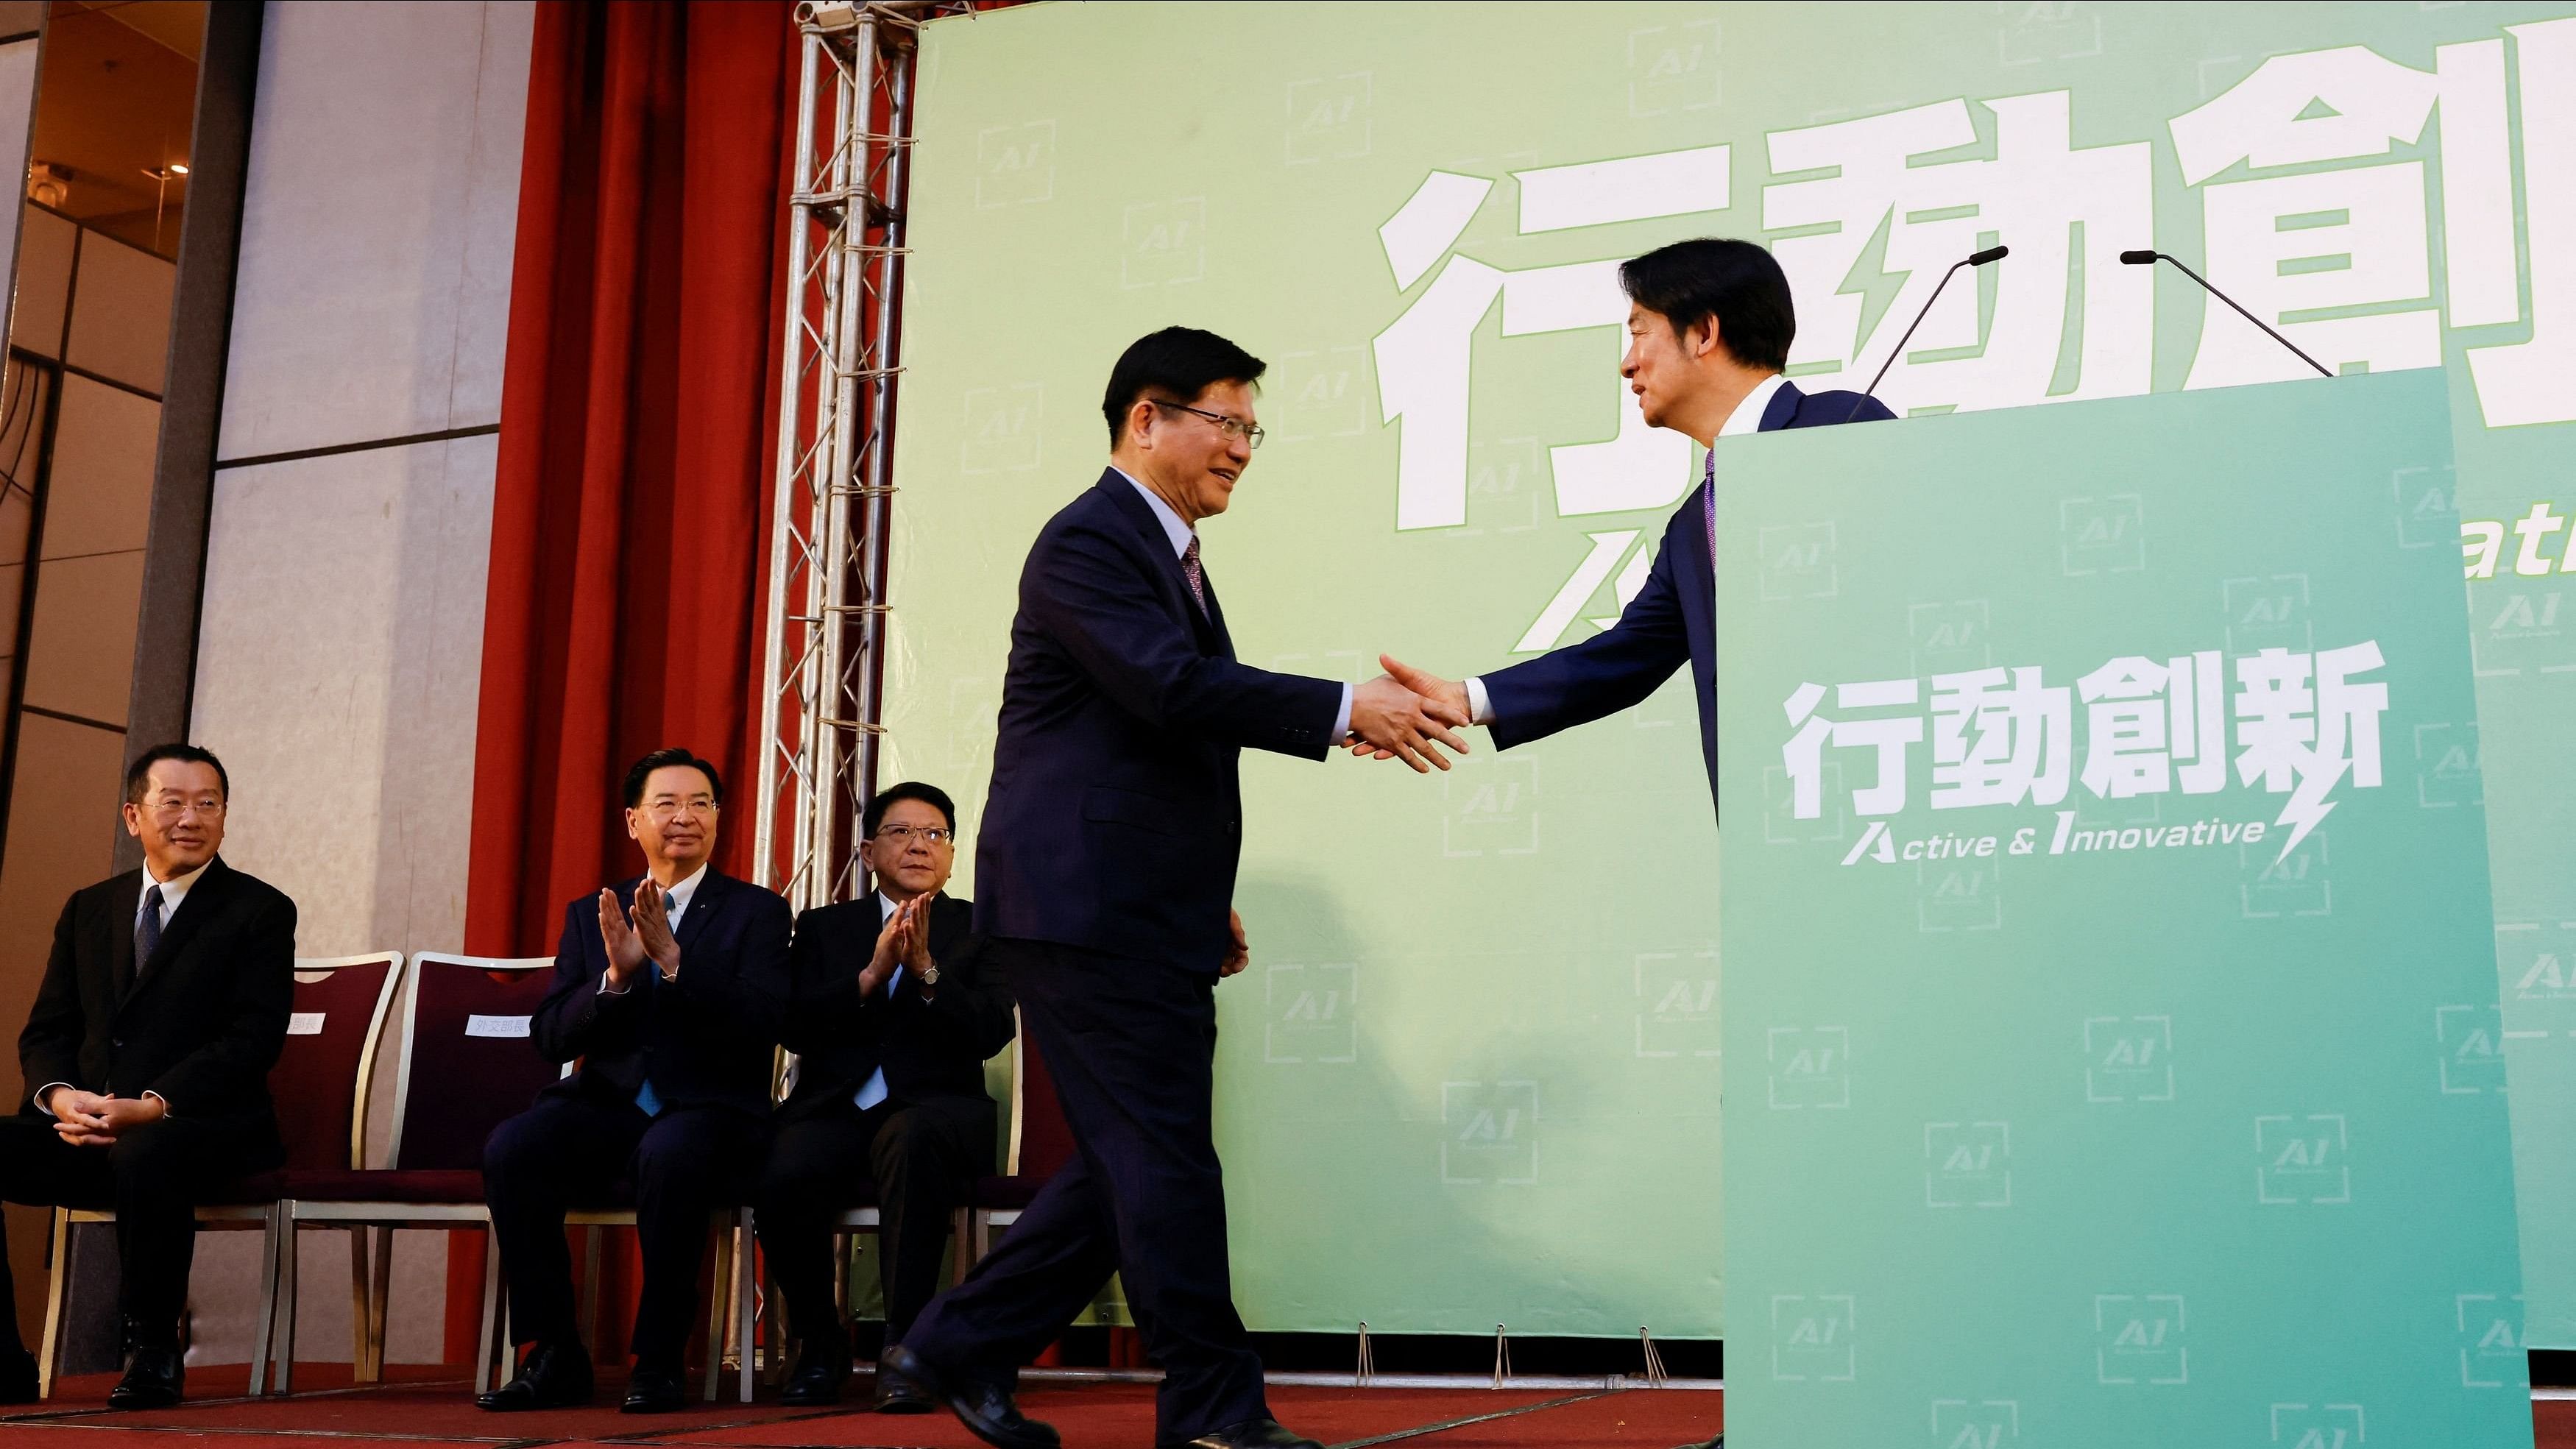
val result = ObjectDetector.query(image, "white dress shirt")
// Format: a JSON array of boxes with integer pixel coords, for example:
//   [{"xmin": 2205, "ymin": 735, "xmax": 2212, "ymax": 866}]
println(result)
[
  {"xmin": 1463, "ymin": 374, "xmax": 1788, "ymax": 725},
  {"xmin": 32, "ymin": 860, "xmax": 213, "ymax": 1113},
  {"xmin": 1114, "ymin": 468, "xmax": 1356, "ymax": 743}
]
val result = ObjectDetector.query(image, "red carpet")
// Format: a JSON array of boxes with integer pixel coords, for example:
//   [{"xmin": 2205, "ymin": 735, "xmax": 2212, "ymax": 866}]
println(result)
[{"xmin": 10, "ymin": 1370, "xmax": 2576, "ymax": 1447}]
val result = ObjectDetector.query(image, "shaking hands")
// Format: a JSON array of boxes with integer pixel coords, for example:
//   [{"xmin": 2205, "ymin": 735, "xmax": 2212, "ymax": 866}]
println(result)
[{"xmin": 1345, "ymin": 653, "xmax": 1473, "ymax": 772}]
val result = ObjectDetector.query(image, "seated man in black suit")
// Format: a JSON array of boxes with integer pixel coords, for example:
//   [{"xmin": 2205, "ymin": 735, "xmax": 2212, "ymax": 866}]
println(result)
[
  {"xmin": 0, "ymin": 743, "xmax": 295, "ymax": 1409},
  {"xmin": 757, "ymin": 782, "xmax": 1015, "ymax": 1410},
  {"xmin": 477, "ymin": 748, "xmax": 792, "ymax": 1415}
]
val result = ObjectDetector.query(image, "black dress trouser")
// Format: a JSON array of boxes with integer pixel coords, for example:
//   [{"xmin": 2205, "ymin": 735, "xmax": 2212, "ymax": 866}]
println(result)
[
  {"xmin": 481, "ymin": 1091, "xmax": 760, "ymax": 1367},
  {"xmin": 0, "ymin": 1113, "xmax": 264, "ymax": 1348},
  {"xmin": 903, "ymin": 937, "xmax": 1267, "ymax": 1444},
  {"xmin": 754, "ymin": 1092, "xmax": 994, "ymax": 1347}
]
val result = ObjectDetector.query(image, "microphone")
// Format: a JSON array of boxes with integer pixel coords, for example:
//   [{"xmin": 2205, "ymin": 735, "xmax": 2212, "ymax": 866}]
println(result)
[
  {"xmin": 1842, "ymin": 245, "xmax": 2009, "ymax": 421},
  {"xmin": 2120, "ymin": 249, "xmax": 2332, "ymax": 379}
]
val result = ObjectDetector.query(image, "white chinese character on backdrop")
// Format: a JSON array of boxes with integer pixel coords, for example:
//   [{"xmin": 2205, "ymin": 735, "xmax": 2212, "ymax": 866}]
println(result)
[
  {"xmin": 2232, "ymin": 642, "xmax": 2389, "ymax": 857},
  {"xmin": 1929, "ymin": 667, "xmax": 2072, "ymax": 809},
  {"xmin": 1761, "ymin": 91, "xmax": 2151, "ymax": 417},
  {"xmin": 1783, "ymin": 679, "xmax": 1924, "ymax": 819},
  {"xmin": 2075, "ymin": 651, "xmax": 2229, "ymax": 799}
]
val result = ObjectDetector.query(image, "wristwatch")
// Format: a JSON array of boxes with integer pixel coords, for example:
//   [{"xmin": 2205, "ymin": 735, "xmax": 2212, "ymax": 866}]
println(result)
[{"xmin": 918, "ymin": 960, "xmax": 941, "ymax": 989}]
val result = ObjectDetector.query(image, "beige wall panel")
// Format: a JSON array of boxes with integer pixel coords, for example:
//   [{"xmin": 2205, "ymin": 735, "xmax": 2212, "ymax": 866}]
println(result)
[
  {"xmin": 40, "ymin": 375, "xmax": 158, "ymax": 560},
  {"xmin": 21, "ymin": 550, "xmax": 144, "ymax": 727},
  {"xmin": 193, "ymin": 433, "xmax": 496, "ymax": 960},
  {"xmin": 63, "ymin": 234, "xmax": 175, "ymax": 396},
  {"xmin": 10, "ymin": 205, "xmax": 71, "ymax": 362},
  {"xmin": 218, "ymin": 0, "xmax": 534, "ymax": 459}
]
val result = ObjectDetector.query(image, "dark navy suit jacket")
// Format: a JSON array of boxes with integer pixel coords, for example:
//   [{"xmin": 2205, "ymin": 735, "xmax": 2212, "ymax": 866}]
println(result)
[
  {"xmin": 975, "ymin": 469, "xmax": 1343, "ymax": 971},
  {"xmin": 1482, "ymin": 379, "xmax": 1896, "ymax": 817},
  {"xmin": 531, "ymin": 868, "xmax": 792, "ymax": 1119}
]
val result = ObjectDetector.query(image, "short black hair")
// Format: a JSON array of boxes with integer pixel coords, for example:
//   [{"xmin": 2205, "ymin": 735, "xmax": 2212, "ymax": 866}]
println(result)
[
  {"xmin": 1618, "ymin": 238, "xmax": 1796, "ymax": 372},
  {"xmin": 125, "ymin": 743, "xmax": 228, "ymax": 804},
  {"xmin": 864, "ymin": 781, "xmax": 956, "ymax": 840},
  {"xmin": 1101, "ymin": 326, "xmax": 1266, "ymax": 445},
  {"xmin": 623, "ymin": 747, "xmax": 723, "ymax": 809}
]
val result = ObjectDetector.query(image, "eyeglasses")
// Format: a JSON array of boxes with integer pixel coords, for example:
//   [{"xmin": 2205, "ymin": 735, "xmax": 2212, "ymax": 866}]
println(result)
[
  {"xmin": 642, "ymin": 800, "xmax": 718, "ymax": 822},
  {"xmin": 874, "ymin": 824, "xmax": 955, "ymax": 846},
  {"xmin": 1152, "ymin": 400, "xmax": 1265, "ymax": 449},
  {"xmin": 145, "ymin": 798, "xmax": 224, "ymax": 821}
]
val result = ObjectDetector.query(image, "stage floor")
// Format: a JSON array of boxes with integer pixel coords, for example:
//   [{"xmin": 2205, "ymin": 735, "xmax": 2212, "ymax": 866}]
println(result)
[{"xmin": 5, "ymin": 1367, "xmax": 2574, "ymax": 1448}]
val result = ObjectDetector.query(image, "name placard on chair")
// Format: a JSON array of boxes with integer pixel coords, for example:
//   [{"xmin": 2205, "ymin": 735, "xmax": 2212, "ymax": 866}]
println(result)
[
  {"xmin": 465, "ymin": 1015, "xmax": 531, "ymax": 1038},
  {"xmin": 286, "ymin": 1013, "xmax": 325, "ymax": 1036}
]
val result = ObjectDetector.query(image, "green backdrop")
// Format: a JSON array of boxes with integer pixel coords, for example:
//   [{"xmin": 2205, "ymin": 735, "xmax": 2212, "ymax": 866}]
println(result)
[
  {"xmin": 886, "ymin": 0, "xmax": 2576, "ymax": 1342},
  {"xmin": 1716, "ymin": 371, "xmax": 2526, "ymax": 1445}
]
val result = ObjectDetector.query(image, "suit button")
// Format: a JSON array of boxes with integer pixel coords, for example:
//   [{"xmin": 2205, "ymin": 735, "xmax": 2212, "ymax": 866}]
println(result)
[{"xmin": 112, "ymin": 1039, "xmax": 123, "ymax": 1048}]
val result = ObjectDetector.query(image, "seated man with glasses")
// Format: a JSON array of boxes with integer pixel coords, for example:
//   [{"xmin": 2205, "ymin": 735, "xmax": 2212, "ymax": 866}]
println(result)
[
  {"xmin": 757, "ymin": 782, "xmax": 1015, "ymax": 1410},
  {"xmin": 0, "ymin": 744, "xmax": 296, "ymax": 1408},
  {"xmin": 478, "ymin": 747, "xmax": 792, "ymax": 1414}
]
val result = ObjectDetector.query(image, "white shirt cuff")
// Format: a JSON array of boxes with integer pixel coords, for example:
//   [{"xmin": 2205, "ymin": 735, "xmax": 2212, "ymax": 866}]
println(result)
[
  {"xmin": 32, "ymin": 1081, "xmax": 69, "ymax": 1112},
  {"xmin": 1333, "ymin": 682, "xmax": 1354, "ymax": 742},
  {"xmin": 143, "ymin": 1090, "xmax": 169, "ymax": 1116},
  {"xmin": 598, "ymin": 967, "xmax": 631, "ymax": 997},
  {"xmin": 1465, "ymin": 676, "xmax": 1496, "ymax": 726}
]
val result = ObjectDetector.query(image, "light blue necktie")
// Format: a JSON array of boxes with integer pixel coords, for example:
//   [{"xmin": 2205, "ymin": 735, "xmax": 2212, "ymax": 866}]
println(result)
[
  {"xmin": 633, "ymin": 884, "xmax": 690, "ymax": 1118},
  {"xmin": 854, "ymin": 963, "xmax": 902, "ymax": 1109}
]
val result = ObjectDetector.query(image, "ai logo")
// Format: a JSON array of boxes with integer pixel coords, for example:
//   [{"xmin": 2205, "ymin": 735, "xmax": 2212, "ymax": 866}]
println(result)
[
  {"xmin": 2269, "ymin": 1403, "xmax": 2364, "ymax": 1448},
  {"xmin": 1633, "ymin": 950, "xmax": 1720, "ymax": 1059},
  {"xmin": 1923, "ymin": 1122, "xmax": 2011, "ymax": 1208},
  {"xmin": 1442, "ymin": 756, "xmax": 1540, "ymax": 857},
  {"xmin": 1440, "ymin": 1080, "xmax": 1538, "ymax": 1186},
  {"xmin": 1120, "ymin": 197, "xmax": 1206, "ymax": 288},
  {"xmin": 2242, "ymin": 830, "xmax": 2331, "ymax": 918},
  {"xmin": 1917, "ymin": 857, "xmax": 2001, "ymax": 933},
  {"xmin": 1263, "ymin": 963, "xmax": 1357, "ymax": 1065},
  {"xmin": 2084, "ymin": 1016, "xmax": 2174, "ymax": 1102},
  {"xmin": 973, "ymin": 120, "xmax": 1055, "ymax": 208},
  {"xmin": 1908, "ymin": 599, "xmax": 1992, "ymax": 676},
  {"xmin": 1930, "ymin": 1398, "xmax": 2017, "ymax": 1448},
  {"xmin": 2502, "ymin": 919, "xmax": 2576, "ymax": 1032},
  {"xmin": 1625, "ymin": 17, "xmax": 1721, "ymax": 117},
  {"xmin": 1283, "ymin": 74, "xmax": 1370, "ymax": 165},
  {"xmin": 1758, "ymin": 522, "xmax": 1839, "ymax": 601},
  {"xmin": 1273, "ymin": 346, "xmax": 1371, "ymax": 442},
  {"xmin": 1769, "ymin": 1294, "xmax": 1856, "ymax": 1381},
  {"xmin": 2060, "ymin": 494, "xmax": 2145, "ymax": 575},
  {"xmin": 2256, "ymin": 1113, "xmax": 2351, "ymax": 1205},
  {"xmin": 1763, "ymin": 759, "xmax": 1847, "ymax": 846},
  {"xmin": 2225, "ymin": 572, "xmax": 2314, "ymax": 655},
  {"xmin": 1766, "ymin": 1025, "xmax": 1850, "ymax": 1109},
  {"xmin": 2435, "ymin": 1004, "xmax": 2505, "ymax": 1094},
  {"xmin": 2393, "ymin": 464, "xmax": 2458, "ymax": 549},
  {"xmin": 2094, "ymin": 1294, "xmax": 2187, "ymax": 1384},
  {"xmin": 2412, "ymin": 720, "xmax": 2481, "ymax": 808},
  {"xmin": 2455, "ymin": 1293, "xmax": 2527, "ymax": 1389},
  {"xmin": 960, "ymin": 383, "xmax": 1044, "ymax": 474}
]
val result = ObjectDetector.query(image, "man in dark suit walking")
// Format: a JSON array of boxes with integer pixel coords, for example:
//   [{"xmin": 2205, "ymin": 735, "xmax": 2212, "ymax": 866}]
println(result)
[
  {"xmin": 1371, "ymin": 238, "xmax": 1897, "ymax": 821},
  {"xmin": 0, "ymin": 743, "xmax": 295, "ymax": 1409},
  {"xmin": 887, "ymin": 327, "xmax": 1467, "ymax": 1449},
  {"xmin": 477, "ymin": 748, "xmax": 792, "ymax": 1414},
  {"xmin": 757, "ymin": 780, "xmax": 1015, "ymax": 1411}
]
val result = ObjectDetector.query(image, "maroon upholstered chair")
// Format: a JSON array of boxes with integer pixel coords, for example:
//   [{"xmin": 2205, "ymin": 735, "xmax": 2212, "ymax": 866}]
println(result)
[
  {"xmin": 267, "ymin": 952, "xmax": 555, "ymax": 1395},
  {"xmin": 969, "ymin": 1009, "xmax": 1075, "ymax": 1258},
  {"xmin": 35, "ymin": 952, "xmax": 403, "ymax": 1400}
]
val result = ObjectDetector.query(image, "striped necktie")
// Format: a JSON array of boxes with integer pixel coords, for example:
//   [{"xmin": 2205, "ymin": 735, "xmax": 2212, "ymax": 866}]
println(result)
[{"xmin": 135, "ymin": 885, "xmax": 164, "ymax": 971}]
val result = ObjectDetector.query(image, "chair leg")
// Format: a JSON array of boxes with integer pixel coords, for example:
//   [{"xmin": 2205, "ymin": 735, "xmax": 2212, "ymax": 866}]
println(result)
[
  {"xmin": 347, "ymin": 1226, "xmax": 372, "ymax": 1384},
  {"xmin": 735, "ymin": 1217, "xmax": 756, "ymax": 1403},
  {"xmin": 950, "ymin": 1206, "xmax": 972, "ymax": 1287},
  {"xmin": 699, "ymin": 1213, "xmax": 728, "ymax": 1403},
  {"xmin": 366, "ymin": 1227, "xmax": 392, "ymax": 1379},
  {"xmin": 249, "ymin": 1209, "xmax": 284, "ymax": 1397},
  {"xmin": 473, "ymin": 1223, "xmax": 502, "ymax": 1396},
  {"xmin": 578, "ymin": 1226, "xmax": 601, "ymax": 1346},
  {"xmin": 37, "ymin": 1208, "xmax": 69, "ymax": 1400},
  {"xmin": 275, "ymin": 1218, "xmax": 302, "ymax": 1396}
]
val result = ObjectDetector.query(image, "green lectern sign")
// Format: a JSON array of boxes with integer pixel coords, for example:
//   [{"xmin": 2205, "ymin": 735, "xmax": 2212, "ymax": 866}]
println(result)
[{"xmin": 1716, "ymin": 372, "xmax": 2526, "ymax": 1448}]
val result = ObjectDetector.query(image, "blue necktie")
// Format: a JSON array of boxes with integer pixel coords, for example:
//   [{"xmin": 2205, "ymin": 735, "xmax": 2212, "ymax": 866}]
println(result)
[
  {"xmin": 854, "ymin": 964, "xmax": 902, "ymax": 1110},
  {"xmin": 1702, "ymin": 447, "xmax": 1716, "ymax": 564},
  {"xmin": 135, "ymin": 885, "xmax": 164, "ymax": 972}
]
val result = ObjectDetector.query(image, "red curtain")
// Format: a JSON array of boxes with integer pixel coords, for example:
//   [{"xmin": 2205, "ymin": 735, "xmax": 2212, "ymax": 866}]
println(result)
[{"xmin": 452, "ymin": 0, "xmax": 796, "ymax": 1364}]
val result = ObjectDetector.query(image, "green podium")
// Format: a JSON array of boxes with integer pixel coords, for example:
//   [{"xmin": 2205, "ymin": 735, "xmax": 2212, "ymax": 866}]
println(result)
[{"xmin": 1716, "ymin": 372, "xmax": 2528, "ymax": 1448}]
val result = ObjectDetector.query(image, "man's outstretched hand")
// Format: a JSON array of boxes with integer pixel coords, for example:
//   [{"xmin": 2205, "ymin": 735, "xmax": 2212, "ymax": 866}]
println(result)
[
  {"xmin": 1350, "ymin": 656, "xmax": 1473, "ymax": 764},
  {"xmin": 1348, "ymin": 667, "xmax": 1470, "ymax": 772}
]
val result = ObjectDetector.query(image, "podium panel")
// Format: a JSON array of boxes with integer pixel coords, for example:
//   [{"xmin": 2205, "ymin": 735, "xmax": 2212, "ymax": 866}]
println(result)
[{"xmin": 1716, "ymin": 372, "xmax": 2527, "ymax": 1447}]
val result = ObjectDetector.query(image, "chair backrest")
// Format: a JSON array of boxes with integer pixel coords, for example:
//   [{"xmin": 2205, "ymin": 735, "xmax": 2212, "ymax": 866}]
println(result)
[
  {"xmin": 1004, "ymin": 1006, "xmax": 1076, "ymax": 1180},
  {"xmin": 275, "ymin": 954, "xmax": 406, "ymax": 1172},
  {"xmin": 386, "ymin": 953, "xmax": 562, "ymax": 1171}
]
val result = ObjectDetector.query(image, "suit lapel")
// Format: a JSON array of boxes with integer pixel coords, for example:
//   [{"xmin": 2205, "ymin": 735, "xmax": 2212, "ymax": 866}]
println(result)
[
  {"xmin": 1094, "ymin": 469, "xmax": 1222, "ymax": 650},
  {"xmin": 106, "ymin": 869, "xmax": 142, "ymax": 1005},
  {"xmin": 121, "ymin": 859, "xmax": 230, "ymax": 1013},
  {"xmin": 674, "ymin": 871, "xmax": 724, "ymax": 954}
]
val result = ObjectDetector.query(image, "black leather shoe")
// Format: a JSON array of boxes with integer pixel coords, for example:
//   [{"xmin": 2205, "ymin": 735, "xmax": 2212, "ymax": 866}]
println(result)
[
  {"xmin": 1174, "ymin": 1420, "xmax": 1324, "ymax": 1449},
  {"xmin": 0, "ymin": 1347, "xmax": 37, "ymax": 1405},
  {"xmin": 107, "ymin": 1343, "xmax": 183, "ymax": 1411},
  {"xmin": 475, "ymin": 1340, "xmax": 593, "ymax": 1411},
  {"xmin": 872, "ymin": 1356, "xmax": 935, "ymax": 1413},
  {"xmin": 781, "ymin": 1332, "xmax": 851, "ymax": 1407},
  {"xmin": 882, "ymin": 1343, "xmax": 1058, "ymax": 1449},
  {"xmin": 620, "ymin": 1364, "xmax": 687, "ymax": 1414}
]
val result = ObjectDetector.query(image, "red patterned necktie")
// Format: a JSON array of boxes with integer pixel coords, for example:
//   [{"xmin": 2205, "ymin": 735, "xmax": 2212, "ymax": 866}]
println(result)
[{"xmin": 1181, "ymin": 534, "xmax": 1209, "ymax": 617}]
